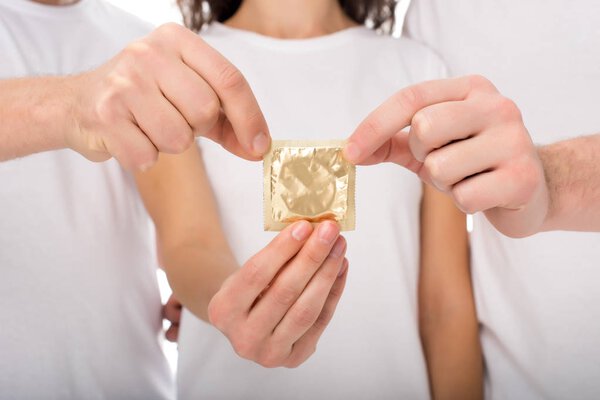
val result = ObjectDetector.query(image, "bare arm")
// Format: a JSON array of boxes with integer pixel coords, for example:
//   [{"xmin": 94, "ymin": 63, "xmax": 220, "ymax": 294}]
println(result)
[
  {"xmin": 1, "ymin": 23, "xmax": 269, "ymax": 168},
  {"xmin": 136, "ymin": 145, "xmax": 349, "ymax": 367},
  {"xmin": 0, "ymin": 77, "xmax": 75, "ymax": 161},
  {"xmin": 419, "ymin": 184, "xmax": 483, "ymax": 400},
  {"xmin": 539, "ymin": 134, "xmax": 600, "ymax": 232},
  {"xmin": 135, "ymin": 145, "xmax": 236, "ymax": 320}
]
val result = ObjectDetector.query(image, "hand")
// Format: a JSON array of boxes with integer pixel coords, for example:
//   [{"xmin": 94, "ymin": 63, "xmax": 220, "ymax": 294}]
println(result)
[
  {"xmin": 208, "ymin": 220, "xmax": 349, "ymax": 368},
  {"xmin": 66, "ymin": 23, "xmax": 270, "ymax": 170},
  {"xmin": 344, "ymin": 75, "xmax": 549, "ymax": 237},
  {"xmin": 162, "ymin": 294, "xmax": 182, "ymax": 343}
]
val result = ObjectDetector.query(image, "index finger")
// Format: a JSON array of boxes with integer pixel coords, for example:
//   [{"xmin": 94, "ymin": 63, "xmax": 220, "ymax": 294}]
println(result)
[
  {"xmin": 344, "ymin": 76, "xmax": 475, "ymax": 165},
  {"xmin": 161, "ymin": 25, "xmax": 271, "ymax": 159},
  {"xmin": 222, "ymin": 221, "xmax": 313, "ymax": 313}
]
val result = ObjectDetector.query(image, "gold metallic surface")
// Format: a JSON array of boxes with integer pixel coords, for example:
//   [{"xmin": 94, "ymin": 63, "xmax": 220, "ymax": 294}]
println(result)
[{"xmin": 264, "ymin": 140, "xmax": 355, "ymax": 231}]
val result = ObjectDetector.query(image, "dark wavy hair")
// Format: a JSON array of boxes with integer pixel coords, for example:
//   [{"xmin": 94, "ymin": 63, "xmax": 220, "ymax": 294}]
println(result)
[{"xmin": 178, "ymin": 0, "xmax": 397, "ymax": 33}]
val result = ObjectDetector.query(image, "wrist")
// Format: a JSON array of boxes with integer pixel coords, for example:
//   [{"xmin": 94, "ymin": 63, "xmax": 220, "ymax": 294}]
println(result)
[
  {"xmin": 22, "ymin": 75, "xmax": 82, "ymax": 152},
  {"xmin": 537, "ymin": 141, "xmax": 569, "ymax": 231},
  {"xmin": 56, "ymin": 74, "xmax": 86, "ymax": 152}
]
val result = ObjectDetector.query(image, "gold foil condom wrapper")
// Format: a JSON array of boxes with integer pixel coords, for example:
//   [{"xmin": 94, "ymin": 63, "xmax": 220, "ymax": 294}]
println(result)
[{"xmin": 263, "ymin": 140, "xmax": 355, "ymax": 231}]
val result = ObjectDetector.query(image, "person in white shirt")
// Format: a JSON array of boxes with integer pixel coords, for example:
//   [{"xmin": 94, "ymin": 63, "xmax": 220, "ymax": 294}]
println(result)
[
  {"xmin": 345, "ymin": 1, "xmax": 600, "ymax": 398},
  {"xmin": 146, "ymin": 0, "xmax": 481, "ymax": 399},
  {"xmin": 0, "ymin": 1, "xmax": 173, "ymax": 398},
  {"xmin": 0, "ymin": 0, "xmax": 351, "ymax": 398}
]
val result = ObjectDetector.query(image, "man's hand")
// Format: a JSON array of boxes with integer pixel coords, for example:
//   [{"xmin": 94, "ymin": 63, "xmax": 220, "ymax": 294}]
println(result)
[
  {"xmin": 208, "ymin": 220, "xmax": 349, "ymax": 368},
  {"xmin": 344, "ymin": 75, "xmax": 549, "ymax": 237},
  {"xmin": 66, "ymin": 23, "xmax": 270, "ymax": 169}
]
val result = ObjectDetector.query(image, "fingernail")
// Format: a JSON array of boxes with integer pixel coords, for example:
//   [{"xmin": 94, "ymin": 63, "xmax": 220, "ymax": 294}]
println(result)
[
  {"xmin": 252, "ymin": 132, "xmax": 270, "ymax": 156},
  {"xmin": 338, "ymin": 258, "xmax": 349, "ymax": 277},
  {"xmin": 329, "ymin": 237, "xmax": 346, "ymax": 258},
  {"xmin": 291, "ymin": 221, "xmax": 311, "ymax": 241},
  {"xmin": 343, "ymin": 142, "xmax": 361, "ymax": 164},
  {"xmin": 318, "ymin": 221, "xmax": 339, "ymax": 245}
]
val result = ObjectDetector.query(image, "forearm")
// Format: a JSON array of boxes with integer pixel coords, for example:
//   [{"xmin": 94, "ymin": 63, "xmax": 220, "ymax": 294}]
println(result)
[
  {"xmin": 419, "ymin": 185, "xmax": 483, "ymax": 400},
  {"xmin": 0, "ymin": 77, "xmax": 75, "ymax": 160},
  {"xmin": 162, "ymin": 243, "xmax": 238, "ymax": 322},
  {"xmin": 539, "ymin": 134, "xmax": 600, "ymax": 232},
  {"xmin": 419, "ymin": 285, "xmax": 483, "ymax": 400}
]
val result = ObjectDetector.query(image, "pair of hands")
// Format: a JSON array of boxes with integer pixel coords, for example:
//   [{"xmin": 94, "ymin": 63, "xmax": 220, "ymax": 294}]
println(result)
[
  {"xmin": 71, "ymin": 23, "xmax": 547, "ymax": 238},
  {"xmin": 78, "ymin": 24, "xmax": 544, "ymax": 366},
  {"xmin": 164, "ymin": 221, "xmax": 348, "ymax": 368}
]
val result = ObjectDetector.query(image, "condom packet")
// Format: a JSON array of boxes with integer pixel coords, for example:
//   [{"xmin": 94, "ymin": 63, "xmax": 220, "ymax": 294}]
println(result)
[{"xmin": 263, "ymin": 140, "xmax": 356, "ymax": 231}]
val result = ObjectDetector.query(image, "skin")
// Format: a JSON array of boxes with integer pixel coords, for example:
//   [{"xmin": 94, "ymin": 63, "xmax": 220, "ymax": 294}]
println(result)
[
  {"xmin": 136, "ymin": 146, "xmax": 348, "ymax": 368},
  {"xmin": 345, "ymin": 76, "xmax": 600, "ymax": 237},
  {"xmin": 1, "ymin": 1, "xmax": 270, "ymax": 169},
  {"xmin": 420, "ymin": 184, "xmax": 483, "ymax": 400},
  {"xmin": 539, "ymin": 134, "xmax": 600, "ymax": 232},
  {"xmin": 344, "ymin": 76, "xmax": 547, "ymax": 238}
]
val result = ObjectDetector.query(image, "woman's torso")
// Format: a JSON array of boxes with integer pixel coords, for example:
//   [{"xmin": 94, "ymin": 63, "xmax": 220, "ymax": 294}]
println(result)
[{"xmin": 177, "ymin": 23, "xmax": 445, "ymax": 400}]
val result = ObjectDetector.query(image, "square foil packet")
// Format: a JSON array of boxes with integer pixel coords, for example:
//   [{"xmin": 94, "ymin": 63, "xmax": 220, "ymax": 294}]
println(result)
[{"xmin": 263, "ymin": 140, "xmax": 356, "ymax": 231}]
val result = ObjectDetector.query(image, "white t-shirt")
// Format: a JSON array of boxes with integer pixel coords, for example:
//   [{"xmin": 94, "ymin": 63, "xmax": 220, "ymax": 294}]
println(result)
[
  {"xmin": 0, "ymin": 1, "xmax": 172, "ymax": 399},
  {"xmin": 405, "ymin": 2, "xmax": 600, "ymax": 399},
  {"xmin": 176, "ymin": 23, "xmax": 446, "ymax": 400}
]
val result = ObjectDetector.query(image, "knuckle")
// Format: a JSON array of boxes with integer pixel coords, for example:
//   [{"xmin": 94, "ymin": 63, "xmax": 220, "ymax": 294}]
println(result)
[
  {"xmin": 494, "ymin": 96, "xmax": 522, "ymax": 122},
  {"xmin": 95, "ymin": 77, "xmax": 131, "ymax": 124},
  {"xmin": 231, "ymin": 335, "xmax": 255, "ymax": 361},
  {"xmin": 217, "ymin": 63, "xmax": 247, "ymax": 91},
  {"xmin": 272, "ymin": 285, "xmax": 298, "ymax": 308},
  {"xmin": 206, "ymin": 296, "xmax": 223, "ymax": 328},
  {"xmin": 258, "ymin": 348, "xmax": 285, "ymax": 369},
  {"xmin": 230, "ymin": 329, "xmax": 264, "ymax": 361},
  {"xmin": 452, "ymin": 184, "xmax": 478, "ymax": 215},
  {"xmin": 511, "ymin": 158, "xmax": 542, "ymax": 205},
  {"xmin": 328, "ymin": 280, "xmax": 345, "ymax": 300},
  {"xmin": 94, "ymin": 97, "xmax": 118, "ymax": 126},
  {"xmin": 131, "ymin": 148, "xmax": 158, "ymax": 170},
  {"xmin": 393, "ymin": 85, "xmax": 423, "ymax": 110},
  {"xmin": 313, "ymin": 307, "xmax": 333, "ymax": 330},
  {"xmin": 171, "ymin": 130, "xmax": 194, "ymax": 153},
  {"xmin": 504, "ymin": 126, "xmax": 532, "ymax": 158},
  {"xmin": 243, "ymin": 106, "xmax": 265, "ymax": 129},
  {"xmin": 121, "ymin": 41, "xmax": 158, "ymax": 65},
  {"xmin": 305, "ymin": 247, "xmax": 325, "ymax": 265},
  {"xmin": 241, "ymin": 257, "xmax": 267, "ymax": 288},
  {"xmin": 423, "ymin": 155, "xmax": 440, "ymax": 179},
  {"xmin": 155, "ymin": 22, "xmax": 183, "ymax": 38},
  {"xmin": 192, "ymin": 97, "xmax": 221, "ymax": 131},
  {"xmin": 292, "ymin": 304, "xmax": 319, "ymax": 329},
  {"xmin": 467, "ymin": 74, "xmax": 494, "ymax": 91},
  {"xmin": 423, "ymin": 155, "xmax": 447, "ymax": 190},
  {"xmin": 412, "ymin": 111, "xmax": 434, "ymax": 147}
]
